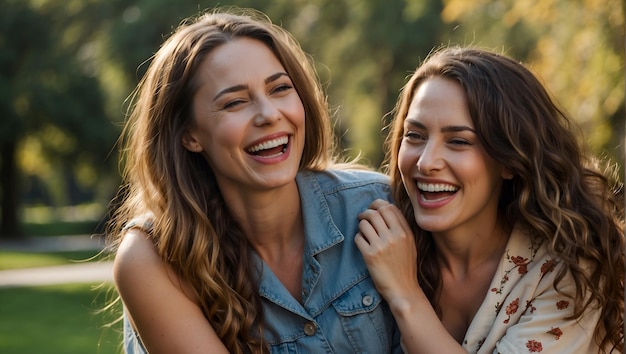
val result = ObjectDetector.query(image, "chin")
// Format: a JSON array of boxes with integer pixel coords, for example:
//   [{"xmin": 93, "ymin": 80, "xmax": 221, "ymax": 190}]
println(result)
[
  {"xmin": 259, "ymin": 172, "xmax": 298, "ymax": 188},
  {"xmin": 414, "ymin": 218, "xmax": 449, "ymax": 234}
]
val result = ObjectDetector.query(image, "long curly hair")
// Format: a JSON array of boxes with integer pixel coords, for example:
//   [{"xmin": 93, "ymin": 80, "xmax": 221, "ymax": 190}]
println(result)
[
  {"xmin": 384, "ymin": 46, "xmax": 624, "ymax": 352},
  {"xmin": 106, "ymin": 8, "xmax": 338, "ymax": 353}
]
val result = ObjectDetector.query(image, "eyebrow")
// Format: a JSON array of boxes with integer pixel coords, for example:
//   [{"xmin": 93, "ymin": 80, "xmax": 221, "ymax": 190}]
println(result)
[
  {"xmin": 212, "ymin": 72, "xmax": 290, "ymax": 101},
  {"xmin": 405, "ymin": 118, "xmax": 476, "ymax": 133}
]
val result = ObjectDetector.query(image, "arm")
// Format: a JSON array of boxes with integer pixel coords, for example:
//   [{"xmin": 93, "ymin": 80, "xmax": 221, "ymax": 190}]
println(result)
[
  {"xmin": 113, "ymin": 229, "xmax": 229, "ymax": 354},
  {"xmin": 355, "ymin": 199, "xmax": 465, "ymax": 354}
]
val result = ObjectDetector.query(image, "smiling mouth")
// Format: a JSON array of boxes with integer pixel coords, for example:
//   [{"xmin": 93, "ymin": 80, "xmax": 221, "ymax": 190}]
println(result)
[
  {"xmin": 246, "ymin": 136, "xmax": 289, "ymax": 158},
  {"xmin": 417, "ymin": 182, "xmax": 458, "ymax": 201}
]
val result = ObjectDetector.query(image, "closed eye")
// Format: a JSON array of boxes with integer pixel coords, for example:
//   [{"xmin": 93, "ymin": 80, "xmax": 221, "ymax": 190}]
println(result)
[
  {"xmin": 449, "ymin": 138, "xmax": 471, "ymax": 146},
  {"xmin": 404, "ymin": 130, "xmax": 426, "ymax": 142},
  {"xmin": 223, "ymin": 98, "xmax": 247, "ymax": 110},
  {"xmin": 271, "ymin": 83, "xmax": 294, "ymax": 95}
]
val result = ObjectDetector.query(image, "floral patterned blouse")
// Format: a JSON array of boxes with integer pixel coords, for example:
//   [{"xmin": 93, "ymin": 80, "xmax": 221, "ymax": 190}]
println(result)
[{"xmin": 462, "ymin": 225, "xmax": 604, "ymax": 353}]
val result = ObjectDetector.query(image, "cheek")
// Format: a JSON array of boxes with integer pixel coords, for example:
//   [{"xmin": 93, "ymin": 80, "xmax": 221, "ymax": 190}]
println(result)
[
  {"xmin": 199, "ymin": 119, "xmax": 245, "ymax": 158},
  {"xmin": 397, "ymin": 143, "xmax": 418, "ymax": 175},
  {"xmin": 458, "ymin": 154, "xmax": 499, "ymax": 187},
  {"xmin": 288, "ymin": 98, "xmax": 306, "ymax": 127}
]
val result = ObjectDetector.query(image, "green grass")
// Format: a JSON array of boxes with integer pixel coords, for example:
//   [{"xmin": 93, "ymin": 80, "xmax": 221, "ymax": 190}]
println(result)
[
  {"xmin": 0, "ymin": 250, "xmax": 107, "ymax": 271},
  {"xmin": 0, "ymin": 283, "xmax": 122, "ymax": 354},
  {"xmin": 0, "ymin": 220, "xmax": 120, "ymax": 353}
]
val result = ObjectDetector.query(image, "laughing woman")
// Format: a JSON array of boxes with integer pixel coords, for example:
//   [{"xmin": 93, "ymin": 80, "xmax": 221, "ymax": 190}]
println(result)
[
  {"xmin": 356, "ymin": 47, "xmax": 624, "ymax": 353},
  {"xmin": 107, "ymin": 8, "xmax": 401, "ymax": 354}
]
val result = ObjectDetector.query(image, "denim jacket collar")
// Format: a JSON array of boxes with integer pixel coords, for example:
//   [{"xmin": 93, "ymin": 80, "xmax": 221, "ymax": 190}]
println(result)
[{"xmin": 255, "ymin": 170, "xmax": 361, "ymax": 318}]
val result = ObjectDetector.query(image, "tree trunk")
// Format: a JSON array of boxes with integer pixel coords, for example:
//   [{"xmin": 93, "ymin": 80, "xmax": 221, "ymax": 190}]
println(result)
[{"xmin": 0, "ymin": 140, "xmax": 21, "ymax": 238}]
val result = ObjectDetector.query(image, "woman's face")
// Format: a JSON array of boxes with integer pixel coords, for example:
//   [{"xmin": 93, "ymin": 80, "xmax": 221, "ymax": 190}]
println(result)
[
  {"xmin": 183, "ymin": 37, "xmax": 305, "ymax": 195},
  {"xmin": 398, "ymin": 77, "xmax": 507, "ymax": 237}
]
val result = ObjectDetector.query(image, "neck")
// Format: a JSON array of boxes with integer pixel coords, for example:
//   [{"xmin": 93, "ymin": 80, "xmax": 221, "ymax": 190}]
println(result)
[
  {"xmin": 433, "ymin": 223, "xmax": 510, "ymax": 279},
  {"xmin": 224, "ymin": 180, "xmax": 304, "ymax": 262}
]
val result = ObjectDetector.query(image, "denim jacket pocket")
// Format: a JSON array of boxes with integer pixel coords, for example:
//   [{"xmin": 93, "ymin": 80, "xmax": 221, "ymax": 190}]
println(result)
[
  {"xmin": 331, "ymin": 278, "xmax": 395, "ymax": 353},
  {"xmin": 269, "ymin": 341, "xmax": 299, "ymax": 354}
]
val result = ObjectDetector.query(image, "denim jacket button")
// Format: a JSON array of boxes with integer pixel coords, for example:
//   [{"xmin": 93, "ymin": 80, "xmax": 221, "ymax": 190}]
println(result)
[
  {"xmin": 303, "ymin": 322, "xmax": 316, "ymax": 336},
  {"xmin": 362, "ymin": 295, "xmax": 373, "ymax": 306}
]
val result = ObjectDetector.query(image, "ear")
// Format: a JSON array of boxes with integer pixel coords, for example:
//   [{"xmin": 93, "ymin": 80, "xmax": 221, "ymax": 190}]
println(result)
[
  {"xmin": 501, "ymin": 167, "xmax": 514, "ymax": 180},
  {"xmin": 181, "ymin": 130, "xmax": 203, "ymax": 153}
]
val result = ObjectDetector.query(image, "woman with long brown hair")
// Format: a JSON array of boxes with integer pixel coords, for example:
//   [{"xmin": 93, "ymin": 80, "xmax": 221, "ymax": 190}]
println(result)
[
  {"xmin": 356, "ymin": 46, "xmax": 624, "ymax": 353},
  {"xmin": 108, "ymin": 8, "xmax": 401, "ymax": 354}
]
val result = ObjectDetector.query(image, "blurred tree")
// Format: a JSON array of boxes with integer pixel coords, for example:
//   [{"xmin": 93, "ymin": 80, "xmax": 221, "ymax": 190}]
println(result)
[
  {"xmin": 103, "ymin": 0, "xmax": 447, "ymax": 168},
  {"xmin": 441, "ymin": 0, "xmax": 625, "ymax": 179},
  {"xmin": 269, "ymin": 0, "xmax": 446, "ymax": 166},
  {"xmin": 6, "ymin": 0, "xmax": 617, "ymax": 239},
  {"xmin": 0, "ymin": 0, "xmax": 117, "ymax": 238},
  {"xmin": 105, "ymin": 0, "xmax": 199, "ymax": 86}
]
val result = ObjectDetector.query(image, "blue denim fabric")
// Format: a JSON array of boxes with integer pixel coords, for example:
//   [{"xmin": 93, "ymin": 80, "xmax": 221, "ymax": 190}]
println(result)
[
  {"xmin": 124, "ymin": 314, "xmax": 147, "ymax": 354},
  {"xmin": 259, "ymin": 169, "xmax": 401, "ymax": 353},
  {"xmin": 123, "ymin": 169, "xmax": 402, "ymax": 353}
]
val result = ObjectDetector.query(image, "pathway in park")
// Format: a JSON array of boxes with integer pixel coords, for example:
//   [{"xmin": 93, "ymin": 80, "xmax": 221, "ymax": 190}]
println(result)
[{"xmin": 0, "ymin": 235, "xmax": 113, "ymax": 288}]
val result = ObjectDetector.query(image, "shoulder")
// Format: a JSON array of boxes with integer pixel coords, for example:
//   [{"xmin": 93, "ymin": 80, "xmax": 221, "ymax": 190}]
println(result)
[
  {"xmin": 300, "ymin": 168, "xmax": 390, "ymax": 193},
  {"xmin": 298, "ymin": 169, "xmax": 393, "ymax": 216},
  {"xmin": 113, "ymin": 229, "xmax": 229, "ymax": 353},
  {"xmin": 113, "ymin": 223, "xmax": 197, "ymax": 301},
  {"xmin": 113, "ymin": 228, "xmax": 163, "ymax": 289}
]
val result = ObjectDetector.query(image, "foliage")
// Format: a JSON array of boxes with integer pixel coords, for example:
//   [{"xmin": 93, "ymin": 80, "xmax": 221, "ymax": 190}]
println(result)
[
  {"xmin": 442, "ymin": 0, "xmax": 625, "ymax": 176},
  {"xmin": 278, "ymin": 0, "xmax": 448, "ymax": 164},
  {"xmin": 0, "ymin": 0, "xmax": 622, "ymax": 238},
  {"xmin": 102, "ymin": 0, "xmax": 623, "ymax": 169},
  {"xmin": 2, "ymin": 0, "xmax": 117, "ymax": 188},
  {"xmin": 22, "ymin": 219, "xmax": 103, "ymax": 237},
  {"xmin": 102, "ymin": 0, "xmax": 448, "ymax": 166},
  {"xmin": 0, "ymin": 0, "xmax": 120, "ymax": 237}
]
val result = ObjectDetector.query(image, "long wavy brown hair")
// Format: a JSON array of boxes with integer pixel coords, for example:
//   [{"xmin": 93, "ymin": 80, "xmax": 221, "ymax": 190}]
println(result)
[
  {"xmin": 384, "ymin": 46, "xmax": 624, "ymax": 352},
  {"xmin": 106, "ymin": 8, "xmax": 340, "ymax": 353}
]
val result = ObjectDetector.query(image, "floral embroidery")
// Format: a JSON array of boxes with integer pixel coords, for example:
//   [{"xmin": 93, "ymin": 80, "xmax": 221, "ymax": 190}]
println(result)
[
  {"xmin": 511, "ymin": 255, "xmax": 530, "ymax": 275},
  {"xmin": 476, "ymin": 337, "xmax": 485, "ymax": 351},
  {"xmin": 547, "ymin": 327, "xmax": 563, "ymax": 340},
  {"xmin": 503, "ymin": 298, "xmax": 520, "ymax": 324},
  {"xmin": 506, "ymin": 298, "xmax": 520, "ymax": 314},
  {"xmin": 491, "ymin": 274, "xmax": 509, "ymax": 295},
  {"xmin": 491, "ymin": 237, "xmax": 542, "ymax": 295},
  {"xmin": 526, "ymin": 340, "xmax": 543, "ymax": 352},
  {"xmin": 466, "ymin": 233, "xmax": 579, "ymax": 353},
  {"xmin": 524, "ymin": 299, "xmax": 537, "ymax": 314},
  {"xmin": 495, "ymin": 301, "xmax": 503, "ymax": 316},
  {"xmin": 556, "ymin": 300, "xmax": 569, "ymax": 310},
  {"xmin": 540, "ymin": 259, "xmax": 557, "ymax": 275}
]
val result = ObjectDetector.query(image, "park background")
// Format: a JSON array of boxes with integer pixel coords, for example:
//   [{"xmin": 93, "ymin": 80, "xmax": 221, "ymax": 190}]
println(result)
[
  {"xmin": 0, "ymin": 0, "xmax": 623, "ymax": 353},
  {"xmin": 1, "ymin": 0, "xmax": 623, "ymax": 238}
]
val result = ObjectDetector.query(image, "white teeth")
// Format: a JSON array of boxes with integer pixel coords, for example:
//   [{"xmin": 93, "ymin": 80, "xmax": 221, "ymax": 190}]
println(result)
[
  {"xmin": 417, "ymin": 182, "xmax": 458, "ymax": 192},
  {"xmin": 248, "ymin": 136, "xmax": 288, "ymax": 153}
]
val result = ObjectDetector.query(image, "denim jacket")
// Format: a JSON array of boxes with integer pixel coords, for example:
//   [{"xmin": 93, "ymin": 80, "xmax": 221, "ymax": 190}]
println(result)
[
  {"xmin": 124, "ymin": 169, "xmax": 402, "ymax": 353},
  {"xmin": 260, "ymin": 169, "xmax": 401, "ymax": 353}
]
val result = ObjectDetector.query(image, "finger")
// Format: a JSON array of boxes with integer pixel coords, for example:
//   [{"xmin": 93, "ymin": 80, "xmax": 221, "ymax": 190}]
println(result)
[
  {"xmin": 361, "ymin": 202, "xmax": 397, "ymax": 232},
  {"xmin": 355, "ymin": 228, "xmax": 385, "ymax": 256},
  {"xmin": 358, "ymin": 209, "xmax": 392, "ymax": 239},
  {"xmin": 355, "ymin": 228, "xmax": 384, "ymax": 257},
  {"xmin": 354, "ymin": 232, "xmax": 370, "ymax": 250},
  {"xmin": 357, "ymin": 219, "xmax": 381, "ymax": 243},
  {"xmin": 368, "ymin": 199, "xmax": 390, "ymax": 210},
  {"xmin": 373, "ymin": 203, "xmax": 412, "ymax": 235}
]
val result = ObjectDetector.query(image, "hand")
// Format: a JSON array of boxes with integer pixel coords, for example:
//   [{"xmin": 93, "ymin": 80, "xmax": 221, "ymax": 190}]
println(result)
[
  {"xmin": 356, "ymin": 200, "xmax": 465, "ymax": 354},
  {"xmin": 355, "ymin": 199, "xmax": 420, "ymax": 304}
]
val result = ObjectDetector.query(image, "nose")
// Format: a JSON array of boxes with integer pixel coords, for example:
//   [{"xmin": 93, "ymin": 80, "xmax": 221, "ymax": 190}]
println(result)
[
  {"xmin": 253, "ymin": 97, "xmax": 281, "ymax": 126},
  {"xmin": 416, "ymin": 141, "xmax": 444, "ymax": 174}
]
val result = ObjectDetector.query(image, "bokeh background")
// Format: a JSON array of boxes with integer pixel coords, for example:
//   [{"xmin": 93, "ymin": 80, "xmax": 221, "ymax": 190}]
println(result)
[
  {"xmin": 0, "ymin": 1, "xmax": 623, "ymax": 353},
  {"xmin": 0, "ymin": 0, "xmax": 623, "ymax": 238}
]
